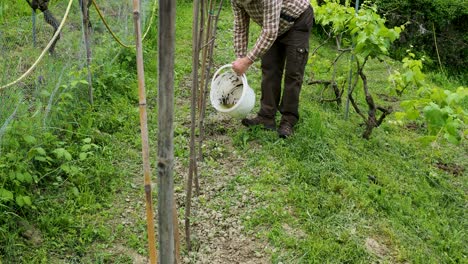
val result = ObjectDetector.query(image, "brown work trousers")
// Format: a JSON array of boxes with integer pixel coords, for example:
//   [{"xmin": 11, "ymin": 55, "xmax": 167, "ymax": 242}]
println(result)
[{"xmin": 258, "ymin": 6, "xmax": 314, "ymax": 126}]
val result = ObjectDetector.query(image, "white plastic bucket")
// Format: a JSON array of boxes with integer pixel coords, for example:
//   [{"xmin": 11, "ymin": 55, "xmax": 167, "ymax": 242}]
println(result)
[{"xmin": 210, "ymin": 64, "xmax": 255, "ymax": 118}]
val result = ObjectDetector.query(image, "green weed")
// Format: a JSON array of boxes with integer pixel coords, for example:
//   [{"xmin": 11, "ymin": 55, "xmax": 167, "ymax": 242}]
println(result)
[{"xmin": 1, "ymin": 2, "xmax": 466, "ymax": 263}]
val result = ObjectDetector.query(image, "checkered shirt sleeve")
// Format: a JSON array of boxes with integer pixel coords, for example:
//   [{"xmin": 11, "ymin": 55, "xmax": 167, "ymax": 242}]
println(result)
[
  {"xmin": 246, "ymin": 0, "xmax": 282, "ymax": 61},
  {"xmin": 232, "ymin": 0, "xmax": 310, "ymax": 61},
  {"xmin": 232, "ymin": 0, "xmax": 251, "ymax": 58}
]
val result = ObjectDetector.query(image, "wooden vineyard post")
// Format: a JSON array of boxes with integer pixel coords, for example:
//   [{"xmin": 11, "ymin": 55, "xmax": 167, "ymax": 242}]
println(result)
[
  {"xmin": 196, "ymin": 0, "xmax": 214, "ymax": 167},
  {"xmin": 185, "ymin": 0, "xmax": 201, "ymax": 252},
  {"xmin": 132, "ymin": 0, "xmax": 158, "ymax": 263},
  {"xmin": 80, "ymin": 0, "xmax": 93, "ymax": 105},
  {"xmin": 158, "ymin": 0, "xmax": 177, "ymax": 262}
]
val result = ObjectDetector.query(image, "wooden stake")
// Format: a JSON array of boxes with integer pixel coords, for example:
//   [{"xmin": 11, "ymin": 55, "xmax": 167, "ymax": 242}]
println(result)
[
  {"xmin": 173, "ymin": 201, "xmax": 181, "ymax": 263},
  {"xmin": 81, "ymin": 0, "xmax": 93, "ymax": 105},
  {"xmin": 132, "ymin": 0, "xmax": 157, "ymax": 263},
  {"xmin": 196, "ymin": 0, "xmax": 214, "ymax": 164},
  {"xmin": 158, "ymin": 0, "xmax": 177, "ymax": 261},
  {"xmin": 186, "ymin": 0, "xmax": 201, "ymax": 252},
  {"xmin": 197, "ymin": 0, "xmax": 213, "ymax": 113}
]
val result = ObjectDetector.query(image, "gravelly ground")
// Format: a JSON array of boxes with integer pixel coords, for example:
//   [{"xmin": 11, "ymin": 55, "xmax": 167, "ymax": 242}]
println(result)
[{"xmin": 175, "ymin": 114, "xmax": 271, "ymax": 263}]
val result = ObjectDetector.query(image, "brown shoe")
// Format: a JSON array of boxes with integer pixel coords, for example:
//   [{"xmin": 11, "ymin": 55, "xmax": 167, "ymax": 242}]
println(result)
[
  {"xmin": 241, "ymin": 115, "xmax": 276, "ymax": 130},
  {"xmin": 277, "ymin": 122, "xmax": 294, "ymax": 138}
]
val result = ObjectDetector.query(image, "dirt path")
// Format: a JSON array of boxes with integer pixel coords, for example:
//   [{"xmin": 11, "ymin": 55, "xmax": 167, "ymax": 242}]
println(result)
[
  {"xmin": 174, "ymin": 114, "xmax": 271, "ymax": 263},
  {"xmin": 101, "ymin": 96, "xmax": 270, "ymax": 263}
]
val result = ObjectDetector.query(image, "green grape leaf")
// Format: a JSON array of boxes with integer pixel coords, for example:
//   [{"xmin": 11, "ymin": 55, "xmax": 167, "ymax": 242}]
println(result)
[
  {"xmin": 444, "ymin": 133, "xmax": 461, "ymax": 145},
  {"xmin": 423, "ymin": 103, "xmax": 448, "ymax": 134},
  {"xmin": 400, "ymin": 100, "xmax": 417, "ymax": 110},
  {"xmin": 406, "ymin": 109, "xmax": 420, "ymax": 120},
  {"xmin": 394, "ymin": 112, "xmax": 406, "ymax": 121},
  {"xmin": 445, "ymin": 118, "xmax": 460, "ymax": 136},
  {"xmin": 430, "ymin": 88, "xmax": 447, "ymax": 106}
]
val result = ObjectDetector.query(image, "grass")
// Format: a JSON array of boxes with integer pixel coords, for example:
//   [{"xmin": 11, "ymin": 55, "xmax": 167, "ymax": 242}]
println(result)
[
  {"xmin": 1, "ymin": 1, "xmax": 466, "ymax": 263},
  {"xmin": 237, "ymin": 117, "xmax": 466, "ymax": 262},
  {"xmin": 208, "ymin": 3, "xmax": 467, "ymax": 263},
  {"xmin": 1, "ymin": 0, "xmax": 152, "ymax": 262}
]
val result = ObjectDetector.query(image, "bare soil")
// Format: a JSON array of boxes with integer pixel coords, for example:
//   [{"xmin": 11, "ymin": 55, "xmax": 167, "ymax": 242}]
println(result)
[
  {"xmin": 434, "ymin": 161, "xmax": 465, "ymax": 176},
  {"xmin": 113, "ymin": 113, "xmax": 270, "ymax": 263},
  {"xmin": 174, "ymin": 114, "xmax": 271, "ymax": 263}
]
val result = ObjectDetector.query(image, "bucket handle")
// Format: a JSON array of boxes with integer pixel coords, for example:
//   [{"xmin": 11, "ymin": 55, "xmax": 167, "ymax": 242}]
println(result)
[{"xmin": 211, "ymin": 64, "xmax": 249, "ymax": 92}]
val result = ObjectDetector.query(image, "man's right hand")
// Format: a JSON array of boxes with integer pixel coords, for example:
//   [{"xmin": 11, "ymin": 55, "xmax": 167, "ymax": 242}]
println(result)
[{"xmin": 232, "ymin": 57, "xmax": 253, "ymax": 76}]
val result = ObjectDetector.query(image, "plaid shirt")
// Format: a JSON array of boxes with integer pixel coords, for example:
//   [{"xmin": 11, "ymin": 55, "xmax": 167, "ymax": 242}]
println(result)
[{"xmin": 231, "ymin": 0, "xmax": 310, "ymax": 61}]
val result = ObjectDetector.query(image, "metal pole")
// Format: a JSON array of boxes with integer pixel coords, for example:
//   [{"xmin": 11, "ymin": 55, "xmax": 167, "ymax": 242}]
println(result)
[
  {"xmin": 344, "ymin": 0, "xmax": 360, "ymax": 120},
  {"xmin": 157, "ymin": 0, "xmax": 176, "ymax": 261}
]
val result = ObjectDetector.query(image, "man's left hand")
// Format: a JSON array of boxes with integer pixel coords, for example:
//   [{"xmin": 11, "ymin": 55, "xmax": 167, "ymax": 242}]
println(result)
[{"xmin": 232, "ymin": 57, "xmax": 253, "ymax": 75}]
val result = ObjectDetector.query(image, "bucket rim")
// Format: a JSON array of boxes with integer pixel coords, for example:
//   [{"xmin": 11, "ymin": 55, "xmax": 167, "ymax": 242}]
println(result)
[{"xmin": 210, "ymin": 64, "xmax": 251, "ymax": 113}]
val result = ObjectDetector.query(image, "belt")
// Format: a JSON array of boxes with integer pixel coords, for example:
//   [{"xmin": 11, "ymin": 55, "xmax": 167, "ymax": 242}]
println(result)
[{"xmin": 280, "ymin": 12, "xmax": 296, "ymax": 23}]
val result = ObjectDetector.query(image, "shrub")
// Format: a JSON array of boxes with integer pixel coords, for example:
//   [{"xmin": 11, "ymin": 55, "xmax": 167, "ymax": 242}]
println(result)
[
  {"xmin": 372, "ymin": 0, "xmax": 468, "ymax": 78},
  {"xmin": 315, "ymin": 0, "xmax": 467, "ymax": 78}
]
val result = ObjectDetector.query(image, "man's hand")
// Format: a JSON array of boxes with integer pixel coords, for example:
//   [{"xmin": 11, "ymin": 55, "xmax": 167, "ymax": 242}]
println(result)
[{"xmin": 232, "ymin": 57, "xmax": 253, "ymax": 75}]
